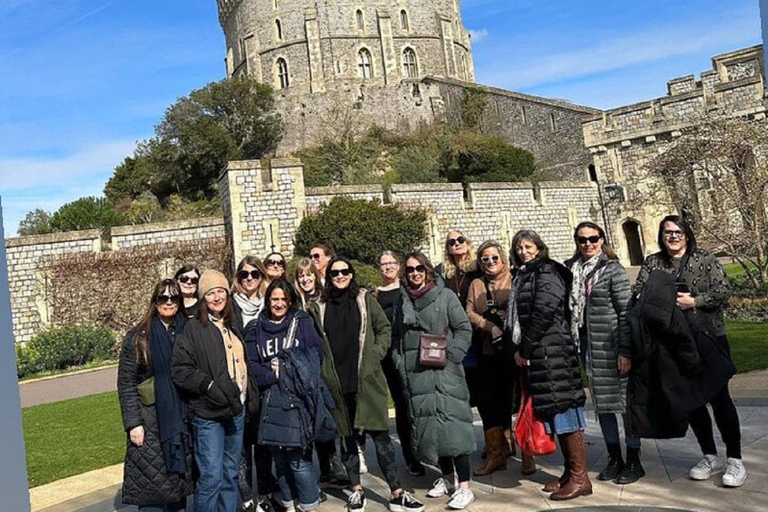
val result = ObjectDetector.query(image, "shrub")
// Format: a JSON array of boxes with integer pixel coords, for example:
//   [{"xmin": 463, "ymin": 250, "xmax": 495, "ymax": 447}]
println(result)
[
  {"xmin": 294, "ymin": 196, "xmax": 427, "ymax": 266},
  {"xmin": 26, "ymin": 324, "xmax": 117, "ymax": 372},
  {"xmin": 15, "ymin": 344, "xmax": 42, "ymax": 379},
  {"xmin": 726, "ymin": 275, "xmax": 768, "ymax": 321}
]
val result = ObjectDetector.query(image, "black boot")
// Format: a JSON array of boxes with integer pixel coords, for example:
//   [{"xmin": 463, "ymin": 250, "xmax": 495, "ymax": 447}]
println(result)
[
  {"xmin": 598, "ymin": 443, "xmax": 624, "ymax": 481},
  {"xmin": 616, "ymin": 447, "xmax": 645, "ymax": 484}
]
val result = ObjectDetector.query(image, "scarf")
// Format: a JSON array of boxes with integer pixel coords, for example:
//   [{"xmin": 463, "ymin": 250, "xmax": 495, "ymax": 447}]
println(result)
[
  {"xmin": 325, "ymin": 287, "xmax": 362, "ymax": 394},
  {"xmin": 149, "ymin": 314, "xmax": 190, "ymax": 474},
  {"xmin": 569, "ymin": 252, "xmax": 602, "ymax": 342},
  {"xmin": 234, "ymin": 292, "xmax": 264, "ymax": 327},
  {"xmin": 406, "ymin": 281, "xmax": 435, "ymax": 301},
  {"xmin": 505, "ymin": 268, "xmax": 524, "ymax": 346}
]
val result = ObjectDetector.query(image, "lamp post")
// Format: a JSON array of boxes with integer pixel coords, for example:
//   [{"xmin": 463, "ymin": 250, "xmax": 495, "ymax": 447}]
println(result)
[{"xmin": 0, "ymin": 198, "xmax": 31, "ymax": 509}]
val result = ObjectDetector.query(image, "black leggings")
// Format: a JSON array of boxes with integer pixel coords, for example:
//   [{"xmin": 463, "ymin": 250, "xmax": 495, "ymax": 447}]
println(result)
[
  {"xmin": 689, "ymin": 382, "xmax": 742, "ymax": 459},
  {"xmin": 438, "ymin": 454, "xmax": 471, "ymax": 483},
  {"xmin": 475, "ymin": 354, "xmax": 516, "ymax": 430},
  {"xmin": 382, "ymin": 354, "xmax": 418, "ymax": 465},
  {"xmin": 340, "ymin": 393, "xmax": 401, "ymax": 491}
]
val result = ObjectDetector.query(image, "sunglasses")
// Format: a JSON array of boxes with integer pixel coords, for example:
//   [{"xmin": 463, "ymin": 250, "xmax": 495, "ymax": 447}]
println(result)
[
  {"xmin": 265, "ymin": 259, "xmax": 285, "ymax": 267},
  {"xmin": 663, "ymin": 230, "xmax": 686, "ymax": 239},
  {"xmin": 238, "ymin": 270, "xmax": 263, "ymax": 280},
  {"xmin": 577, "ymin": 235, "xmax": 601, "ymax": 245},
  {"xmin": 329, "ymin": 268, "xmax": 351, "ymax": 278},
  {"xmin": 177, "ymin": 275, "xmax": 198, "ymax": 285},
  {"xmin": 309, "ymin": 253, "xmax": 323, "ymax": 260},
  {"xmin": 481, "ymin": 255, "xmax": 500, "ymax": 264},
  {"xmin": 406, "ymin": 265, "xmax": 426, "ymax": 274},
  {"xmin": 448, "ymin": 236, "xmax": 466, "ymax": 247},
  {"xmin": 156, "ymin": 294, "xmax": 180, "ymax": 305}
]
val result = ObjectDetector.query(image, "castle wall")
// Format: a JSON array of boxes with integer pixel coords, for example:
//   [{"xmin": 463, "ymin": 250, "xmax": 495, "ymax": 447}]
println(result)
[
  {"xmin": 582, "ymin": 45, "xmax": 768, "ymax": 264},
  {"xmin": 111, "ymin": 218, "xmax": 225, "ymax": 251}
]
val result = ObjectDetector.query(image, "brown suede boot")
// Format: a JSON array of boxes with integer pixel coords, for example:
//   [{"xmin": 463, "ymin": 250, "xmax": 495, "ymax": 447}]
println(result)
[
  {"xmin": 503, "ymin": 427, "xmax": 515, "ymax": 458},
  {"xmin": 473, "ymin": 427, "xmax": 507, "ymax": 476},
  {"xmin": 543, "ymin": 436, "xmax": 570, "ymax": 493},
  {"xmin": 550, "ymin": 431, "xmax": 593, "ymax": 501},
  {"xmin": 521, "ymin": 453, "xmax": 537, "ymax": 475}
]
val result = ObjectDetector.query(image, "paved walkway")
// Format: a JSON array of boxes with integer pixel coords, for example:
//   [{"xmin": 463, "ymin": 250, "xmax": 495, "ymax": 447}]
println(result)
[
  {"xmin": 20, "ymin": 365, "xmax": 117, "ymax": 407},
  {"xmin": 29, "ymin": 387, "xmax": 768, "ymax": 512}
]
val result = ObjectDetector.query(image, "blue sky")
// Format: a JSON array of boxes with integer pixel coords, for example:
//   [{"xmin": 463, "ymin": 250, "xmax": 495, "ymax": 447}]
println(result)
[{"xmin": 0, "ymin": 0, "xmax": 762, "ymax": 234}]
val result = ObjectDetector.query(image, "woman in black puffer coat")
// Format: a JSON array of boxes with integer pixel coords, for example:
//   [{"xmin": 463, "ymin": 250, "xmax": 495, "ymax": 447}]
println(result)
[
  {"xmin": 507, "ymin": 230, "xmax": 589, "ymax": 502},
  {"xmin": 117, "ymin": 278, "xmax": 194, "ymax": 511}
]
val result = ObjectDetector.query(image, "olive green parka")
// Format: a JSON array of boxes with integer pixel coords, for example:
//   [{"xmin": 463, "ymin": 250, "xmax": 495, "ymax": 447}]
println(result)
[{"xmin": 308, "ymin": 289, "xmax": 391, "ymax": 435}]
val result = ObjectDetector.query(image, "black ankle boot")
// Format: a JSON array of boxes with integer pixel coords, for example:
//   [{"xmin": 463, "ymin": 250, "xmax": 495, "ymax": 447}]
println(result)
[
  {"xmin": 616, "ymin": 447, "xmax": 645, "ymax": 484},
  {"xmin": 598, "ymin": 443, "xmax": 624, "ymax": 481}
]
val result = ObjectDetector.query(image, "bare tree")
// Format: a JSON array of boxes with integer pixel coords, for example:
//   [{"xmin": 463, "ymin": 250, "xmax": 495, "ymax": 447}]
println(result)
[{"xmin": 643, "ymin": 116, "xmax": 768, "ymax": 289}]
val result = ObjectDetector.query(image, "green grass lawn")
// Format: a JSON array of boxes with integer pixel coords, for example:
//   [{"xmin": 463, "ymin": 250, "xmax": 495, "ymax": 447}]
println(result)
[
  {"xmin": 23, "ymin": 391, "xmax": 125, "ymax": 488},
  {"xmin": 727, "ymin": 319, "xmax": 768, "ymax": 374}
]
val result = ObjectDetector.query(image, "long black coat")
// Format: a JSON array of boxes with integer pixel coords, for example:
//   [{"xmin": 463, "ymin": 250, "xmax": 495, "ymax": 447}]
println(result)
[
  {"xmin": 627, "ymin": 270, "xmax": 736, "ymax": 439},
  {"xmin": 515, "ymin": 257, "xmax": 585, "ymax": 420},
  {"xmin": 117, "ymin": 329, "xmax": 194, "ymax": 506}
]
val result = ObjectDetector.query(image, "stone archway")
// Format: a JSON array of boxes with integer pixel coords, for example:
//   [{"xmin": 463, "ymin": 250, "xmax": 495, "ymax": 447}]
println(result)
[{"xmin": 622, "ymin": 219, "xmax": 644, "ymax": 266}]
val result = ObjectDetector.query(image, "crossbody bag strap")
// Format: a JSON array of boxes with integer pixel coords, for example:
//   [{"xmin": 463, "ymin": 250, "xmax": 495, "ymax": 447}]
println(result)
[{"xmin": 285, "ymin": 317, "xmax": 299, "ymax": 349}]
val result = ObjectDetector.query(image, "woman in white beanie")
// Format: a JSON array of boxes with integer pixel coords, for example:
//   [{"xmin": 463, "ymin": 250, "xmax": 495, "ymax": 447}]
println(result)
[{"xmin": 172, "ymin": 269, "xmax": 252, "ymax": 512}]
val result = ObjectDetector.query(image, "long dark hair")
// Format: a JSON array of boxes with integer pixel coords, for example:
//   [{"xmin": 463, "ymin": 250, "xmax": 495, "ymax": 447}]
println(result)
[
  {"xmin": 657, "ymin": 214, "xmax": 697, "ymax": 266},
  {"xmin": 571, "ymin": 221, "xmax": 618, "ymax": 260},
  {"xmin": 510, "ymin": 229, "xmax": 550, "ymax": 267},
  {"xmin": 324, "ymin": 256, "xmax": 360, "ymax": 297},
  {"xmin": 133, "ymin": 278, "xmax": 181, "ymax": 365},
  {"xmin": 265, "ymin": 279, "xmax": 300, "ymax": 318},
  {"xmin": 196, "ymin": 288, "xmax": 235, "ymax": 327}
]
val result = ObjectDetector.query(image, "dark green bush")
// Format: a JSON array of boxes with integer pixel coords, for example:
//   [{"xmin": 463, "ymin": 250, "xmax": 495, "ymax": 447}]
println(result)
[
  {"xmin": 15, "ymin": 344, "xmax": 42, "ymax": 379},
  {"xmin": 26, "ymin": 324, "xmax": 117, "ymax": 372},
  {"xmin": 294, "ymin": 197, "xmax": 427, "ymax": 266}
]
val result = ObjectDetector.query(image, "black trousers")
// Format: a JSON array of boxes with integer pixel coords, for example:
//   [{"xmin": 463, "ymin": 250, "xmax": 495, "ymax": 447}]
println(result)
[
  {"xmin": 239, "ymin": 412, "xmax": 277, "ymax": 501},
  {"xmin": 340, "ymin": 393, "xmax": 401, "ymax": 491},
  {"xmin": 689, "ymin": 382, "xmax": 742, "ymax": 459},
  {"xmin": 438, "ymin": 454, "xmax": 471, "ymax": 483},
  {"xmin": 382, "ymin": 354, "xmax": 418, "ymax": 466},
  {"xmin": 475, "ymin": 353, "xmax": 516, "ymax": 430}
]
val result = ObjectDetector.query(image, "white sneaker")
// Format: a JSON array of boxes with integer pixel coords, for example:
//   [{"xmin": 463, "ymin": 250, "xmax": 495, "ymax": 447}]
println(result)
[
  {"xmin": 358, "ymin": 445, "xmax": 368, "ymax": 474},
  {"xmin": 426, "ymin": 477, "xmax": 454, "ymax": 498},
  {"xmin": 722, "ymin": 458, "xmax": 747, "ymax": 487},
  {"xmin": 447, "ymin": 487, "xmax": 475, "ymax": 510},
  {"xmin": 690, "ymin": 454, "xmax": 723, "ymax": 480}
]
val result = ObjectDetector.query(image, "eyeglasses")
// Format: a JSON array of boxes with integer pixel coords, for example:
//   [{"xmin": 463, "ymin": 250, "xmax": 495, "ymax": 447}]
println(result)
[
  {"xmin": 309, "ymin": 253, "xmax": 323, "ymax": 260},
  {"xmin": 329, "ymin": 268, "xmax": 351, "ymax": 278},
  {"xmin": 577, "ymin": 235, "xmax": 601, "ymax": 245},
  {"xmin": 379, "ymin": 261, "xmax": 398, "ymax": 268},
  {"xmin": 663, "ymin": 230, "xmax": 686, "ymax": 239},
  {"xmin": 448, "ymin": 236, "xmax": 466, "ymax": 247},
  {"xmin": 265, "ymin": 259, "xmax": 285, "ymax": 267},
  {"xmin": 406, "ymin": 265, "xmax": 426, "ymax": 274},
  {"xmin": 480, "ymin": 255, "xmax": 500, "ymax": 264},
  {"xmin": 177, "ymin": 275, "xmax": 198, "ymax": 285},
  {"xmin": 238, "ymin": 270, "xmax": 263, "ymax": 280},
  {"xmin": 156, "ymin": 294, "xmax": 180, "ymax": 305}
]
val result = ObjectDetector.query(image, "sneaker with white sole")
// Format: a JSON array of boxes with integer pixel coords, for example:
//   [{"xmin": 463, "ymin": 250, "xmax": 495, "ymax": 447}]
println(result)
[
  {"xmin": 348, "ymin": 489, "xmax": 367, "ymax": 512},
  {"xmin": 689, "ymin": 454, "xmax": 723, "ymax": 480},
  {"xmin": 426, "ymin": 477, "xmax": 454, "ymax": 498},
  {"xmin": 722, "ymin": 458, "xmax": 747, "ymax": 487},
  {"xmin": 447, "ymin": 487, "xmax": 475, "ymax": 510},
  {"xmin": 389, "ymin": 491, "xmax": 425, "ymax": 512},
  {"xmin": 358, "ymin": 446, "xmax": 368, "ymax": 474}
]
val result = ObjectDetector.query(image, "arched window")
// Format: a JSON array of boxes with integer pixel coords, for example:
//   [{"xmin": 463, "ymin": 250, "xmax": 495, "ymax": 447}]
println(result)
[
  {"xmin": 402, "ymin": 47, "xmax": 418, "ymax": 78},
  {"xmin": 358, "ymin": 49, "xmax": 373, "ymax": 79},
  {"xmin": 275, "ymin": 19, "xmax": 283, "ymax": 41},
  {"xmin": 400, "ymin": 10, "xmax": 409, "ymax": 31},
  {"xmin": 356, "ymin": 9, "xmax": 364, "ymax": 30},
  {"xmin": 276, "ymin": 58, "xmax": 289, "ymax": 89}
]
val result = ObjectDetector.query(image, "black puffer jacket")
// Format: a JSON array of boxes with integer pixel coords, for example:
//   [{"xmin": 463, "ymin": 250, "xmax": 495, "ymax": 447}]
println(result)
[
  {"xmin": 515, "ymin": 257, "xmax": 585, "ymax": 420},
  {"xmin": 117, "ymin": 329, "xmax": 194, "ymax": 506},
  {"xmin": 171, "ymin": 318, "xmax": 245, "ymax": 421}
]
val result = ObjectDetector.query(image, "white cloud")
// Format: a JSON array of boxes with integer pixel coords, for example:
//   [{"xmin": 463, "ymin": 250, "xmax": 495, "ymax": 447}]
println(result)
[
  {"xmin": 0, "ymin": 139, "xmax": 137, "ymax": 234},
  {"xmin": 469, "ymin": 28, "xmax": 489, "ymax": 43}
]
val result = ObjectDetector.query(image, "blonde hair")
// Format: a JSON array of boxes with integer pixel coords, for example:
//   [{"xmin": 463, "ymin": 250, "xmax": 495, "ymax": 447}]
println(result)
[
  {"xmin": 441, "ymin": 229, "xmax": 477, "ymax": 279},
  {"xmin": 292, "ymin": 257, "xmax": 322, "ymax": 293},
  {"xmin": 232, "ymin": 255, "xmax": 269, "ymax": 298}
]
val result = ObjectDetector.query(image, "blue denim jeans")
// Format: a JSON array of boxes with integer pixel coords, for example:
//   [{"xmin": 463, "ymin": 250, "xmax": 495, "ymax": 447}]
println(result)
[
  {"xmin": 599, "ymin": 413, "xmax": 641, "ymax": 449},
  {"xmin": 192, "ymin": 410, "xmax": 245, "ymax": 512},
  {"xmin": 138, "ymin": 502, "xmax": 186, "ymax": 512},
  {"xmin": 270, "ymin": 446, "xmax": 320, "ymax": 511}
]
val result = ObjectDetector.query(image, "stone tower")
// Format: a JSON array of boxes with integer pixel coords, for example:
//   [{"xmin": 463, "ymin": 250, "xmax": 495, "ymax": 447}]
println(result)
[{"xmin": 216, "ymin": 0, "xmax": 476, "ymax": 153}]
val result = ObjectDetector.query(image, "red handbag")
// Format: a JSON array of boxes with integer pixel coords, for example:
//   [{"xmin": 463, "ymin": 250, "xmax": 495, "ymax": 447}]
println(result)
[{"xmin": 514, "ymin": 387, "xmax": 557, "ymax": 456}]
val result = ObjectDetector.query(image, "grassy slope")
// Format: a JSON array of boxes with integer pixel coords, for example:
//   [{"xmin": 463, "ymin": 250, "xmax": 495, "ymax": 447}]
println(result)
[
  {"xmin": 727, "ymin": 320, "xmax": 768, "ymax": 374},
  {"xmin": 23, "ymin": 391, "xmax": 124, "ymax": 487}
]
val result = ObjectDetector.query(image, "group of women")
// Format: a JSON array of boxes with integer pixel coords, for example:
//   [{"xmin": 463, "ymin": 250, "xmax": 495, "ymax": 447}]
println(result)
[{"xmin": 117, "ymin": 214, "xmax": 746, "ymax": 512}]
